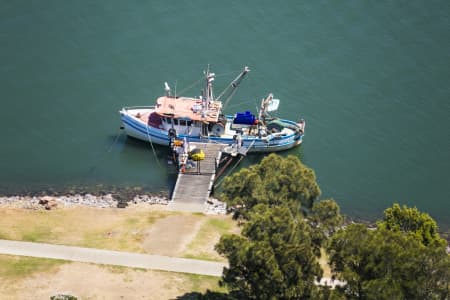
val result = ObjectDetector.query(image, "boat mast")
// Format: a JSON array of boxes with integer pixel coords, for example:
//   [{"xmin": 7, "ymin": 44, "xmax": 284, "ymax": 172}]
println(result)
[
  {"xmin": 259, "ymin": 93, "xmax": 273, "ymax": 124},
  {"xmin": 202, "ymin": 65, "xmax": 215, "ymax": 110}
]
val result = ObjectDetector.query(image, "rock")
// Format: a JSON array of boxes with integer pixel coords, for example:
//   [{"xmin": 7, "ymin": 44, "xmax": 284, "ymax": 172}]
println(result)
[
  {"xmin": 40, "ymin": 195, "xmax": 55, "ymax": 201},
  {"xmin": 39, "ymin": 195, "xmax": 57, "ymax": 206},
  {"xmin": 44, "ymin": 200, "xmax": 57, "ymax": 210},
  {"xmin": 51, "ymin": 294, "xmax": 78, "ymax": 300},
  {"xmin": 205, "ymin": 198, "xmax": 227, "ymax": 215}
]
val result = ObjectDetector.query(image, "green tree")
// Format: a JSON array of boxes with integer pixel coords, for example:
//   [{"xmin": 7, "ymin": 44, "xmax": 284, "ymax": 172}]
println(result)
[
  {"xmin": 216, "ymin": 204, "xmax": 323, "ymax": 299},
  {"xmin": 378, "ymin": 203, "xmax": 446, "ymax": 247},
  {"xmin": 220, "ymin": 154, "xmax": 321, "ymax": 218},
  {"xmin": 304, "ymin": 199, "xmax": 345, "ymax": 256},
  {"xmin": 308, "ymin": 199, "xmax": 344, "ymax": 243},
  {"xmin": 328, "ymin": 224, "xmax": 450, "ymax": 300}
]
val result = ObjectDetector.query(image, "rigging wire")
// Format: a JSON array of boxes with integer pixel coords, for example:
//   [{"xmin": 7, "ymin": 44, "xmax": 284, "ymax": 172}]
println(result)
[
  {"xmin": 217, "ymin": 67, "xmax": 250, "ymax": 109},
  {"xmin": 216, "ymin": 72, "xmax": 241, "ymax": 101},
  {"xmin": 175, "ymin": 77, "xmax": 203, "ymax": 96},
  {"xmin": 166, "ymin": 69, "xmax": 242, "ymax": 99},
  {"xmin": 225, "ymin": 99, "xmax": 257, "ymax": 110},
  {"xmin": 214, "ymin": 69, "xmax": 241, "ymax": 77},
  {"xmin": 222, "ymin": 87, "xmax": 239, "ymax": 110}
]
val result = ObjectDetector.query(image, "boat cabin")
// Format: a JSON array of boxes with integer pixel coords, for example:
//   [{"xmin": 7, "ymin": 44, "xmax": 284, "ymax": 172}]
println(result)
[
  {"xmin": 159, "ymin": 116, "xmax": 202, "ymax": 135},
  {"xmin": 154, "ymin": 96, "xmax": 223, "ymax": 136}
]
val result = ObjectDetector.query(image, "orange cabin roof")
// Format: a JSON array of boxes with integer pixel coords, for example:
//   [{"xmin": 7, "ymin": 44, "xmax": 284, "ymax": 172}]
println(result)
[{"xmin": 154, "ymin": 96, "xmax": 222, "ymax": 122}]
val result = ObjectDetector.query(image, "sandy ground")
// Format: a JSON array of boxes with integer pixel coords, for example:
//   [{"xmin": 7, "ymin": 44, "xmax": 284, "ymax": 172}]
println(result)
[
  {"xmin": 0, "ymin": 205, "xmax": 232, "ymax": 299},
  {"xmin": 0, "ymin": 262, "xmax": 219, "ymax": 300}
]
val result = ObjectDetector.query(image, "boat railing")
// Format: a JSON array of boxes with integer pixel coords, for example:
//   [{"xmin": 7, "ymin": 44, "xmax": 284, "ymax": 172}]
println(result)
[{"xmin": 122, "ymin": 105, "xmax": 156, "ymax": 111}]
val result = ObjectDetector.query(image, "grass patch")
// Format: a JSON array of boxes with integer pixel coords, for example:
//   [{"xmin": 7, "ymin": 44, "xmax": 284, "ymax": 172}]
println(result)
[
  {"xmin": 125, "ymin": 217, "xmax": 139, "ymax": 225},
  {"xmin": 207, "ymin": 218, "xmax": 233, "ymax": 232},
  {"xmin": 147, "ymin": 211, "xmax": 175, "ymax": 225},
  {"xmin": 183, "ymin": 273, "xmax": 226, "ymax": 293},
  {"xmin": 0, "ymin": 254, "xmax": 66, "ymax": 280},
  {"xmin": 155, "ymin": 270, "xmax": 226, "ymax": 294},
  {"xmin": 22, "ymin": 226, "xmax": 53, "ymax": 242},
  {"xmin": 182, "ymin": 216, "xmax": 237, "ymax": 261},
  {"xmin": 93, "ymin": 267, "xmax": 226, "ymax": 295},
  {"xmin": 101, "ymin": 264, "xmax": 130, "ymax": 274},
  {"xmin": 0, "ymin": 207, "xmax": 176, "ymax": 253}
]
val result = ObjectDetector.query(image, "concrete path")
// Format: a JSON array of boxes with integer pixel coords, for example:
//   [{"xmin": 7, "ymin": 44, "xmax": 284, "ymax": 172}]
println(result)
[
  {"xmin": 0, "ymin": 239, "xmax": 225, "ymax": 277},
  {"xmin": 0, "ymin": 239, "xmax": 345, "ymax": 288}
]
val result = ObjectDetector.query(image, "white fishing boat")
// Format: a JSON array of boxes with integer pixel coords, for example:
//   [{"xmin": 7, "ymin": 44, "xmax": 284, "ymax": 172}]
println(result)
[{"xmin": 119, "ymin": 67, "xmax": 305, "ymax": 153}]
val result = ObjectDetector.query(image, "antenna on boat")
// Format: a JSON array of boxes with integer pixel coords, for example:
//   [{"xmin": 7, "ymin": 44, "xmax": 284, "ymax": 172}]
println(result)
[
  {"xmin": 202, "ymin": 65, "xmax": 216, "ymax": 110},
  {"xmin": 207, "ymin": 72, "xmax": 215, "ymax": 102},
  {"xmin": 164, "ymin": 82, "xmax": 171, "ymax": 97},
  {"xmin": 174, "ymin": 80, "xmax": 177, "ymax": 98}
]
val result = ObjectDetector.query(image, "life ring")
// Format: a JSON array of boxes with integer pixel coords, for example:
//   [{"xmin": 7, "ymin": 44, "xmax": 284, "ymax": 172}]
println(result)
[{"xmin": 211, "ymin": 123, "xmax": 225, "ymax": 136}]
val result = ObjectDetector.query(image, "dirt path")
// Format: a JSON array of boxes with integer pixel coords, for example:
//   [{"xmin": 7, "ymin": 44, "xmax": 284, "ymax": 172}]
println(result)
[{"xmin": 143, "ymin": 214, "xmax": 204, "ymax": 256}]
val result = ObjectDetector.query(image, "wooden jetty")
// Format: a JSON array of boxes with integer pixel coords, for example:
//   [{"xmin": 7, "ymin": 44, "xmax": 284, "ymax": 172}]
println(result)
[{"xmin": 168, "ymin": 142, "xmax": 226, "ymax": 212}]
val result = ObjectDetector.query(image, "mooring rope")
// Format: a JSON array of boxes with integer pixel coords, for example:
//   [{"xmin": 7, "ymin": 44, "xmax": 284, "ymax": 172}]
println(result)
[
  {"xmin": 214, "ymin": 155, "xmax": 245, "ymax": 189},
  {"xmin": 146, "ymin": 121, "xmax": 163, "ymax": 168},
  {"xmin": 107, "ymin": 128, "xmax": 124, "ymax": 153},
  {"xmin": 87, "ymin": 128, "xmax": 124, "ymax": 175}
]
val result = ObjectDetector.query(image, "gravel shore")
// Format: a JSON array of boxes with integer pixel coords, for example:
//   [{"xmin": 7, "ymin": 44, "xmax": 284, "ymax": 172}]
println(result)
[
  {"xmin": 0, "ymin": 193, "xmax": 169, "ymax": 209},
  {"xmin": 0, "ymin": 194, "xmax": 227, "ymax": 214}
]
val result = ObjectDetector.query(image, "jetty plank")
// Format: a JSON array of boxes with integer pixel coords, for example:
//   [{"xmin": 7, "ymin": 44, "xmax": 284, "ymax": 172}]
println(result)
[{"xmin": 171, "ymin": 142, "xmax": 225, "ymax": 209}]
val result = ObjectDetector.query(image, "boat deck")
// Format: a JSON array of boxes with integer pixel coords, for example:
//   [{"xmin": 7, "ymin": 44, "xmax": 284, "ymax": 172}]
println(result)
[{"xmin": 169, "ymin": 142, "xmax": 226, "ymax": 212}]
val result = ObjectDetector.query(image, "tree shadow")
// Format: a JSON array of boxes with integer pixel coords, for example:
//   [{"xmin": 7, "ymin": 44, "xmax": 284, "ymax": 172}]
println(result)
[{"xmin": 174, "ymin": 291, "xmax": 240, "ymax": 300}]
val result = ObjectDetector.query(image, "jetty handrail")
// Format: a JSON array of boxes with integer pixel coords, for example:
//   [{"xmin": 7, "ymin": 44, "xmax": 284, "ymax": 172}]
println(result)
[{"xmin": 122, "ymin": 105, "xmax": 156, "ymax": 110}]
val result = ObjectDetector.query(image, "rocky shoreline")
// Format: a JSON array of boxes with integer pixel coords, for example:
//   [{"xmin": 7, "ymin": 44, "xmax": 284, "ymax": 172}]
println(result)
[
  {"xmin": 0, "ymin": 194, "xmax": 169, "ymax": 209},
  {"xmin": 0, "ymin": 193, "xmax": 227, "ymax": 215}
]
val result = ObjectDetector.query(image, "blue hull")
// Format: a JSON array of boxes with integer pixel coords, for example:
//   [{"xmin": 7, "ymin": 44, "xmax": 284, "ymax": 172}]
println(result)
[{"xmin": 120, "ymin": 112, "xmax": 303, "ymax": 153}]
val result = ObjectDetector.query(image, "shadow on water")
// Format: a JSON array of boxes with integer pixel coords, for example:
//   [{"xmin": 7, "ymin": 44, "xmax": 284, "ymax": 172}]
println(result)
[
  {"xmin": 213, "ymin": 144, "xmax": 306, "ymax": 197},
  {"xmin": 228, "ymin": 144, "xmax": 305, "ymax": 172},
  {"xmin": 121, "ymin": 136, "xmax": 178, "ymax": 195},
  {"xmin": 118, "ymin": 136, "xmax": 308, "ymax": 199},
  {"xmin": 119, "ymin": 136, "xmax": 169, "ymax": 162}
]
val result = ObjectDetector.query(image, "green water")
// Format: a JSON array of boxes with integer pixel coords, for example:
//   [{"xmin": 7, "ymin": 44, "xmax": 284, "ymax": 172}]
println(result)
[{"xmin": 1, "ymin": 1, "xmax": 449, "ymax": 226}]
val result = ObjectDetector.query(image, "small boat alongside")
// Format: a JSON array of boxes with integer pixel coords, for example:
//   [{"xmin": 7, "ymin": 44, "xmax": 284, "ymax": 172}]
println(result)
[{"xmin": 119, "ymin": 67, "xmax": 305, "ymax": 153}]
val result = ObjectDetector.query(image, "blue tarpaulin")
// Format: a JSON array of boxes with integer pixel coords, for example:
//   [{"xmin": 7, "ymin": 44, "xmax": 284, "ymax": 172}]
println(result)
[{"xmin": 233, "ymin": 111, "xmax": 256, "ymax": 125}]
